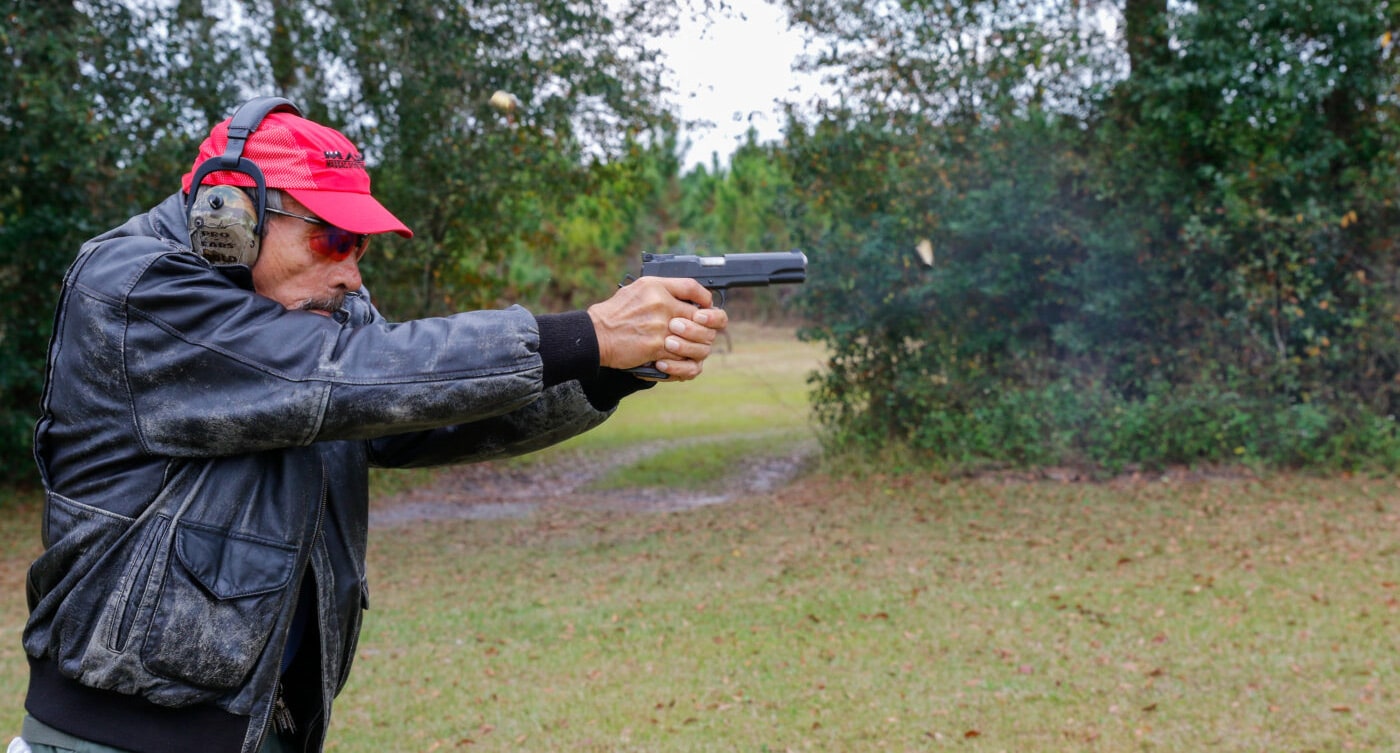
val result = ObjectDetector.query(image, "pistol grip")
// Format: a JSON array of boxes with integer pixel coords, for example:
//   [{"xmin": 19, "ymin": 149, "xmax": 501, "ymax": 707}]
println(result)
[{"xmin": 626, "ymin": 364, "xmax": 669, "ymax": 380}]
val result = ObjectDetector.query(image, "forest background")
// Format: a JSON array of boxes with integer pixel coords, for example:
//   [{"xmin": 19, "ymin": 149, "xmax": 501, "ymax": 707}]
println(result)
[{"xmin": 5, "ymin": 0, "xmax": 1400, "ymax": 483}]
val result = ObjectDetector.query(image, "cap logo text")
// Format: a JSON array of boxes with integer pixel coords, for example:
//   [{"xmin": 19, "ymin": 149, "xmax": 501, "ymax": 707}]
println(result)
[{"xmin": 323, "ymin": 150, "xmax": 366, "ymax": 169}]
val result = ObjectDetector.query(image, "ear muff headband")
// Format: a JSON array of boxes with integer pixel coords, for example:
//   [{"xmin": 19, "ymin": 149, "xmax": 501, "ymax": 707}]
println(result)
[
  {"xmin": 185, "ymin": 97, "xmax": 303, "ymax": 265},
  {"xmin": 185, "ymin": 96, "xmax": 303, "ymax": 234}
]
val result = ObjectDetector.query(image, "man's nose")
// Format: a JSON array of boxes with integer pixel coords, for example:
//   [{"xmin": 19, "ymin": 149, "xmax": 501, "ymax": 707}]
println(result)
[{"xmin": 331, "ymin": 255, "xmax": 362, "ymax": 291}]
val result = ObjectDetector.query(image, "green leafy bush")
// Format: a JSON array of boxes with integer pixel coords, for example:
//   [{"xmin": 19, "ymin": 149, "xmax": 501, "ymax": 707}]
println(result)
[{"xmin": 787, "ymin": 0, "xmax": 1400, "ymax": 473}]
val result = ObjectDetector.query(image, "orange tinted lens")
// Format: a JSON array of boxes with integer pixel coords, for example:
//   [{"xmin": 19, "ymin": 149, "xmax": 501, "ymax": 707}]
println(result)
[{"xmin": 308, "ymin": 228, "xmax": 367, "ymax": 261}]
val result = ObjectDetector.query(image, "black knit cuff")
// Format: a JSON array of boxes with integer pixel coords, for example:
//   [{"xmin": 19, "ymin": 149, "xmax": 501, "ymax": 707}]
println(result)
[
  {"xmin": 535, "ymin": 311, "xmax": 655, "ymax": 410},
  {"xmin": 535, "ymin": 311, "xmax": 600, "ymax": 387}
]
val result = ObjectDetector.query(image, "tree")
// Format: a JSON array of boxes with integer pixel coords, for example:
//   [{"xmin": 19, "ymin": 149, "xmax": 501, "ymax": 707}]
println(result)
[
  {"xmin": 0, "ymin": 1, "xmax": 238, "ymax": 482},
  {"xmin": 778, "ymin": 0, "xmax": 1400, "ymax": 469},
  {"xmin": 1124, "ymin": 0, "xmax": 1168, "ymax": 75},
  {"xmin": 283, "ymin": 0, "xmax": 685, "ymax": 316}
]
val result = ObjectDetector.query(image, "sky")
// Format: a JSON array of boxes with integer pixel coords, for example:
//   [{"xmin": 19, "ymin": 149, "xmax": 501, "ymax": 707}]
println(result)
[{"xmin": 652, "ymin": 4, "xmax": 829, "ymax": 170}]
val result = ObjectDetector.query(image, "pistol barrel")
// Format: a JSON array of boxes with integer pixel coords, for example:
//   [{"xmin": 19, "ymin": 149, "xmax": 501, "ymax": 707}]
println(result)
[{"xmin": 640, "ymin": 250, "xmax": 807, "ymax": 289}]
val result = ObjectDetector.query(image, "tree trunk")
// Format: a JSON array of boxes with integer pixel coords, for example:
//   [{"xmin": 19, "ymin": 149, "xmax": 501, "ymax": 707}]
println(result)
[{"xmin": 1124, "ymin": 0, "xmax": 1168, "ymax": 75}]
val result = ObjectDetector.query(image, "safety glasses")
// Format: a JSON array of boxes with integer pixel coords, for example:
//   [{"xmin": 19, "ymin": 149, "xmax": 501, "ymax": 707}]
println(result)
[{"xmin": 265, "ymin": 206, "xmax": 370, "ymax": 262}]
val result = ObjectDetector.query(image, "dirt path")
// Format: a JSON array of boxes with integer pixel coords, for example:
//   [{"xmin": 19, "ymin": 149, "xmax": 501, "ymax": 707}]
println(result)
[{"xmin": 368, "ymin": 436, "xmax": 819, "ymax": 527}]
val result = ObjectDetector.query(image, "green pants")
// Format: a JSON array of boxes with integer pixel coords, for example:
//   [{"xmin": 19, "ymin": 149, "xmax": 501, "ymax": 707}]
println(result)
[{"xmin": 19, "ymin": 715, "xmax": 293, "ymax": 753}]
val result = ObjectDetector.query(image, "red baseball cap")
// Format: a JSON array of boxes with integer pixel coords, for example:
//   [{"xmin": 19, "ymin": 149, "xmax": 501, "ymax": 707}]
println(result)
[{"xmin": 182, "ymin": 112, "xmax": 412, "ymax": 238}]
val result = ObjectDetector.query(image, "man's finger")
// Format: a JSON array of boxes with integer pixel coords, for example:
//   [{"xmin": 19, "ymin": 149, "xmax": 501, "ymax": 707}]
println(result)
[
  {"xmin": 669, "ymin": 317, "xmax": 717, "ymax": 346},
  {"xmin": 663, "ymin": 336, "xmax": 712, "ymax": 363},
  {"xmin": 654, "ymin": 358, "xmax": 703, "ymax": 381},
  {"xmin": 653, "ymin": 277, "xmax": 714, "ymax": 309}
]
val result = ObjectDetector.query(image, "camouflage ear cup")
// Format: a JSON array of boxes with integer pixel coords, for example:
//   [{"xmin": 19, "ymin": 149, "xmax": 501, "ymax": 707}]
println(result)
[{"xmin": 188, "ymin": 185, "xmax": 260, "ymax": 266}]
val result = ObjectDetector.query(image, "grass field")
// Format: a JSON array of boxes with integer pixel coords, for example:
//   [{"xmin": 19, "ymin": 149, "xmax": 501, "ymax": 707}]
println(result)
[
  {"xmin": 0, "ymin": 325, "xmax": 1397, "ymax": 751},
  {"xmin": 337, "ymin": 472, "xmax": 1400, "ymax": 752}
]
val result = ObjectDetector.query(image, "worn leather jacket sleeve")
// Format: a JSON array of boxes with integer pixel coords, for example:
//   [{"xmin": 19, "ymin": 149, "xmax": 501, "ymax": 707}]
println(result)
[
  {"xmin": 367, "ymin": 379, "xmax": 609, "ymax": 468},
  {"xmin": 113, "ymin": 242, "xmax": 586, "ymax": 457}
]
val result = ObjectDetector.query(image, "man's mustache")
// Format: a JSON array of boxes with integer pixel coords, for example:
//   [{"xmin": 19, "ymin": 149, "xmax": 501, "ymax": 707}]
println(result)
[{"xmin": 299, "ymin": 294, "xmax": 345, "ymax": 315}]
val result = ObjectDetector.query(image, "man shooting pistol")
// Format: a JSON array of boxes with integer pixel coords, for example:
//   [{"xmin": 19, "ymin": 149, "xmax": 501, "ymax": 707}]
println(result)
[{"xmin": 624, "ymin": 250, "xmax": 808, "ymax": 379}]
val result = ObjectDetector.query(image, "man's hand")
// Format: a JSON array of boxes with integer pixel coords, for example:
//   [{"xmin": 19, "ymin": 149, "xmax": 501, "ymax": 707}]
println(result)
[{"xmin": 587, "ymin": 277, "xmax": 729, "ymax": 381}]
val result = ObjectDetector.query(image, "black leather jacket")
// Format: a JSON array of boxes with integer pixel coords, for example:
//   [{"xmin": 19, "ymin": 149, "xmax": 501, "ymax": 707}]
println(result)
[{"xmin": 24, "ymin": 193, "xmax": 629, "ymax": 753}]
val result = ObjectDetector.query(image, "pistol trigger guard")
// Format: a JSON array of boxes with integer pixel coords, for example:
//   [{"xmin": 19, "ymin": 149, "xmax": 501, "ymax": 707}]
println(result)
[{"xmin": 713, "ymin": 289, "xmax": 727, "ymax": 309}]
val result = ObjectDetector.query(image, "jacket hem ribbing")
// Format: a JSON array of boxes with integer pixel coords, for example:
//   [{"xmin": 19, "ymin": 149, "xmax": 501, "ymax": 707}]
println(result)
[{"xmin": 25, "ymin": 657, "xmax": 250, "ymax": 753}]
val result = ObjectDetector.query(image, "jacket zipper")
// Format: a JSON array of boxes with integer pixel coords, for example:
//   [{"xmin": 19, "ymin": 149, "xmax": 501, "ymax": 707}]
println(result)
[
  {"xmin": 273, "ymin": 680, "xmax": 298, "ymax": 736},
  {"xmin": 252, "ymin": 459, "xmax": 330, "ymax": 753}
]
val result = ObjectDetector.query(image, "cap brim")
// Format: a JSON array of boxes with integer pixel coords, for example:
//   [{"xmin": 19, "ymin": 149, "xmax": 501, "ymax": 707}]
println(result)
[{"xmin": 286, "ymin": 188, "xmax": 413, "ymax": 238}]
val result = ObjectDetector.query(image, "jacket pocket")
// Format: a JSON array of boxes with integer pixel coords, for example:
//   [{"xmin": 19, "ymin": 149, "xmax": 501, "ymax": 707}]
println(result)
[
  {"xmin": 104, "ymin": 515, "xmax": 171, "ymax": 653},
  {"xmin": 142, "ymin": 522, "xmax": 297, "ymax": 690}
]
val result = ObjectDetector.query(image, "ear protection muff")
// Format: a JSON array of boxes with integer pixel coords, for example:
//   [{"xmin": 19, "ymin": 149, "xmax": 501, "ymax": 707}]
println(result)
[
  {"xmin": 186, "ymin": 96, "xmax": 303, "ymax": 266},
  {"xmin": 188, "ymin": 185, "xmax": 260, "ymax": 265}
]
